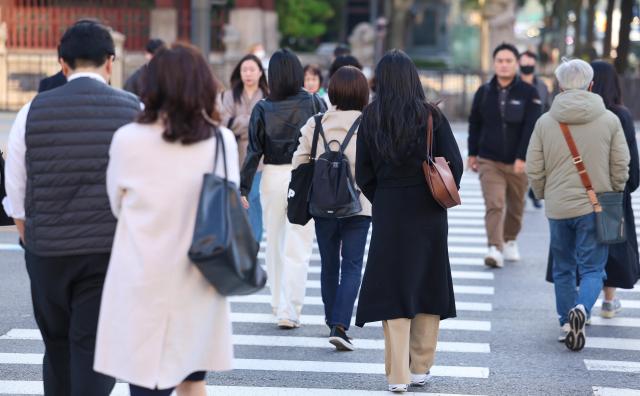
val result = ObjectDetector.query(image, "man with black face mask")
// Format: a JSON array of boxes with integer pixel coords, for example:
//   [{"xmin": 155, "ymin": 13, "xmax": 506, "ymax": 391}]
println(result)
[
  {"xmin": 519, "ymin": 50, "xmax": 550, "ymax": 209},
  {"xmin": 519, "ymin": 50, "xmax": 551, "ymax": 112}
]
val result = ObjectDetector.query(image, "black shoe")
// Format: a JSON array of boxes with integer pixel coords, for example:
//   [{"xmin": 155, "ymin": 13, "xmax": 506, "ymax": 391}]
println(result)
[
  {"xmin": 329, "ymin": 326, "xmax": 354, "ymax": 351},
  {"xmin": 565, "ymin": 305, "xmax": 586, "ymax": 351}
]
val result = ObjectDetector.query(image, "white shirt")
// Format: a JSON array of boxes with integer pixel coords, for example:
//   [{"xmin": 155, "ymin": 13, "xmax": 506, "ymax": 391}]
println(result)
[{"xmin": 2, "ymin": 72, "xmax": 107, "ymax": 220}]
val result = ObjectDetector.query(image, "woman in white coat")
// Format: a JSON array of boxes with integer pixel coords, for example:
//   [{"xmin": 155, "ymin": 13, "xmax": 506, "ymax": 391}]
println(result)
[{"xmin": 94, "ymin": 43, "xmax": 236, "ymax": 395}]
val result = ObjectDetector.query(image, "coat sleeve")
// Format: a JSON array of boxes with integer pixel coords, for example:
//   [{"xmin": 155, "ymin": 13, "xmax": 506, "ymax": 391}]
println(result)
[
  {"xmin": 517, "ymin": 87, "xmax": 542, "ymax": 161},
  {"xmin": 610, "ymin": 117, "xmax": 631, "ymax": 192},
  {"xmin": 467, "ymin": 86, "xmax": 484, "ymax": 157},
  {"xmin": 525, "ymin": 120, "xmax": 545, "ymax": 199},
  {"xmin": 434, "ymin": 114, "xmax": 463, "ymax": 188},
  {"xmin": 240, "ymin": 103, "xmax": 265, "ymax": 196},
  {"xmin": 619, "ymin": 108, "xmax": 639, "ymax": 192},
  {"xmin": 106, "ymin": 129, "xmax": 129, "ymax": 218},
  {"xmin": 292, "ymin": 116, "xmax": 315, "ymax": 170},
  {"xmin": 355, "ymin": 124, "xmax": 377, "ymax": 202}
]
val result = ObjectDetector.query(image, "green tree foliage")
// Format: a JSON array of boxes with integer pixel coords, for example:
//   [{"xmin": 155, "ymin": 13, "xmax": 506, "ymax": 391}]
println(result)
[{"xmin": 277, "ymin": 0, "xmax": 335, "ymax": 40}]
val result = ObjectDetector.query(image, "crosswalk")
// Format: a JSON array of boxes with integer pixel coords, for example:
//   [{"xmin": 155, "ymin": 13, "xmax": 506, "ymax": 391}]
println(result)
[
  {"xmin": 0, "ymin": 174, "xmax": 494, "ymax": 395},
  {"xmin": 0, "ymin": 173, "xmax": 639, "ymax": 395}
]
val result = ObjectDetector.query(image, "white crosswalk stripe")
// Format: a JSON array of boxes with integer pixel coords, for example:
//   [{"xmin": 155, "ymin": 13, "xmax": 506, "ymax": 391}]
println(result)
[
  {"xmin": 0, "ymin": 174, "xmax": 494, "ymax": 394},
  {"xmin": 592, "ymin": 387, "xmax": 640, "ymax": 396}
]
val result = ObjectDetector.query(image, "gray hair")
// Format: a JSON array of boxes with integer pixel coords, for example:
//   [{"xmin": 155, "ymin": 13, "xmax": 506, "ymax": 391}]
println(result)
[{"xmin": 554, "ymin": 58, "xmax": 594, "ymax": 90}]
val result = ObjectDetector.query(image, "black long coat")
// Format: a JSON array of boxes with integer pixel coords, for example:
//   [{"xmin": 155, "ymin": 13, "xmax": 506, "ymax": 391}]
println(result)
[
  {"xmin": 546, "ymin": 105, "xmax": 640, "ymax": 289},
  {"xmin": 354, "ymin": 111, "xmax": 464, "ymax": 327}
]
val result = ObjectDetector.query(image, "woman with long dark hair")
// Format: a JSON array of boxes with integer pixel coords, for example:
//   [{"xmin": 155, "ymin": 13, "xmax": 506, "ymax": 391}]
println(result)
[
  {"xmin": 240, "ymin": 48, "xmax": 327, "ymax": 329},
  {"xmin": 219, "ymin": 53, "xmax": 269, "ymax": 241},
  {"xmin": 94, "ymin": 43, "xmax": 236, "ymax": 395},
  {"xmin": 354, "ymin": 50, "xmax": 463, "ymax": 392},
  {"xmin": 590, "ymin": 62, "xmax": 640, "ymax": 317}
]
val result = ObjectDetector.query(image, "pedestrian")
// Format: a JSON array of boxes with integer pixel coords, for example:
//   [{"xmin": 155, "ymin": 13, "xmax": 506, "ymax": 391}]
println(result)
[
  {"xmin": 544, "ymin": 60, "xmax": 640, "ymax": 320},
  {"xmin": 526, "ymin": 59, "xmax": 630, "ymax": 351},
  {"xmin": 2, "ymin": 20, "xmax": 140, "ymax": 395},
  {"xmin": 218, "ymin": 53, "xmax": 269, "ymax": 242},
  {"xmin": 94, "ymin": 43, "xmax": 235, "ymax": 395},
  {"xmin": 123, "ymin": 38, "xmax": 165, "ymax": 97},
  {"xmin": 468, "ymin": 43, "xmax": 542, "ymax": 268},
  {"xmin": 292, "ymin": 66, "xmax": 371, "ymax": 351},
  {"xmin": 303, "ymin": 64, "xmax": 325, "ymax": 96},
  {"xmin": 519, "ymin": 50, "xmax": 550, "ymax": 209},
  {"xmin": 323, "ymin": 55, "xmax": 363, "ymax": 107},
  {"xmin": 354, "ymin": 50, "xmax": 463, "ymax": 392},
  {"xmin": 240, "ymin": 48, "xmax": 327, "ymax": 329}
]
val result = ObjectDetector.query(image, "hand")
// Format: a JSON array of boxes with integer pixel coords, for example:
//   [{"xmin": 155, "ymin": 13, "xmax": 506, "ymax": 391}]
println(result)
[
  {"xmin": 467, "ymin": 156, "xmax": 479, "ymax": 173},
  {"xmin": 14, "ymin": 219, "xmax": 25, "ymax": 244},
  {"xmin": 241, "ymin": 196, "xmax": 250, "ymax": 209},
  {"xmin": 513, "ymin": 159, "xmax": 526, "ymax": 174}
]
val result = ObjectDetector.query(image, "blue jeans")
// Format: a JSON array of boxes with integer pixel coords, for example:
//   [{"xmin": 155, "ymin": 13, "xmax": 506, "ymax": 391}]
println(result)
[
  {"xmin": 314, "ymin": 215, "xmax": 371, "ymax": 330},
  {"xmin": 248, "ymin": 171, "xmax": 263, "ymax": 242},
  {"xmin": 549, "ymin": 213, "xmax": 608, "ymax": 325}
]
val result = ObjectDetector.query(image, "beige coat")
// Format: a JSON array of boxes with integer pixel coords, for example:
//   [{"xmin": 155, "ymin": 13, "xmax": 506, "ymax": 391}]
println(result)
[
  {"xmin": 218, "ymin": 88, "xmax": 264, "ymax": 167},
  {"xmin": 526, "ymin": 89, "xmax": 630, "ymax": 220},
  {"xmin": 94, "ymin": 121, "xmax": 237, "ymax": 389},
  {"xmin": 292, "ymin": 109, "xmax": 372, "ymax": 217}
]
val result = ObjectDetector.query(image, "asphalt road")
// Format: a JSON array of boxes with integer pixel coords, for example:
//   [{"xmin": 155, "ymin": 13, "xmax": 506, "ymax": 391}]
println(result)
[{"xmin": 0, "ymin": 118, "xmax": 638, "ymax": 395}]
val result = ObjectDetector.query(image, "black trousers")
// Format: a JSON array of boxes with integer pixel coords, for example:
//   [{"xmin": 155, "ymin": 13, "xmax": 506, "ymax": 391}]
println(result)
[{"xmin": 24, "ymin": 250, "xmax": 115, "ymax": 396}]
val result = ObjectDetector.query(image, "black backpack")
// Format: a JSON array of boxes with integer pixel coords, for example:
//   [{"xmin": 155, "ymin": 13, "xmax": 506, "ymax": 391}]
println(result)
[{"xmin": 309, "ymin": 115, "xmax": 363, "ymax": 218}]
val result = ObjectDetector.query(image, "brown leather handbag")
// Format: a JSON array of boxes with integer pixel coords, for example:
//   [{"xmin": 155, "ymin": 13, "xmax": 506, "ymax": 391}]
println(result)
[{"xmin": 422, "ymin": 113, "xmax": 461, "ymax": 209}]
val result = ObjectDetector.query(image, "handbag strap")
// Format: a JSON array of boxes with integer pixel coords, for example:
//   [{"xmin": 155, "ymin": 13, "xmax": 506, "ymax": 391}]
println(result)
[
  {"xmin": 310, "ymin": 114, "xmax": 323, "ymax": 160},
  {"xmin": 425, "ymin": 111, "xmax": 434, "ymax": 161},
  {"xmin": 212, "ymin": 126, "xmax": 229, "ymax": 183},
  {"xmin": 558, "ymin": 122, "xmax": 602, "ymax": 212}
]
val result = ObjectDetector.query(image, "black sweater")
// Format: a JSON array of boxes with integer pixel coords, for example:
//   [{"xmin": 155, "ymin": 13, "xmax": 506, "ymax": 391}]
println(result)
[{"xmin": 468, "ymin": 76, "xmax": 542, "ymax": 163}]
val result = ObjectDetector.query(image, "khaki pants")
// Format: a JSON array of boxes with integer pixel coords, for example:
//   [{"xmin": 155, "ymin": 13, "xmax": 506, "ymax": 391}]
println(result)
[
  {"xmin": 260, "ymin": 164, "xmax": 315, "ymax": 322},
  {"xmin": 478, "ymin": 158, "xmax": 528, "ymax": 250},
  {"xmin": 382, "ymin": 314, "xmax": 440, "ymax": 385}
]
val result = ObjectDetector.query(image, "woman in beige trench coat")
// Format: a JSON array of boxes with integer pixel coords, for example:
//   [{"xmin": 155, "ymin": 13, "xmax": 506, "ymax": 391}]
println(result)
[{"xmin": 94, "ymin": 43, "xmax": 235, "ymax": 395}]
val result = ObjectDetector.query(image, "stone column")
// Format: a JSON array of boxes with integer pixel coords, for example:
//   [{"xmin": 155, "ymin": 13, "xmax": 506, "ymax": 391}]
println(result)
[
  {"xmin": 0, "ymin": 22, "xmax": 8, "ymax": 109},
  {"xmin": 229, "ymin": 0, "xmax": 279, "ymax": 54},
  {"xmin": 481, "ymin": 0, "xmax": 516, "ymax": 72},
  {"xmin": 150, "ymin": 0, "xmax": 178, "ymax": 44},
  {"xmin": 110, "ymin": 30, "xmax": 125, "ymax": 89}
]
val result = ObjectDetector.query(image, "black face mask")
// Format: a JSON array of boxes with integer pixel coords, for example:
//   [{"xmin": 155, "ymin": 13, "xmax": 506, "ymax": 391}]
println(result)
[{"xmin": 520, "ymin": 65, "xmax": 535, "ymax": 75}]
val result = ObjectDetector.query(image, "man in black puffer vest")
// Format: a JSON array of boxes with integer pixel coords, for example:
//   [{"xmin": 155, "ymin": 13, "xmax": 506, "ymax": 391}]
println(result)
[{"xmin": 2, "ymin": 21, "xmax": 139, "ymax": 395}]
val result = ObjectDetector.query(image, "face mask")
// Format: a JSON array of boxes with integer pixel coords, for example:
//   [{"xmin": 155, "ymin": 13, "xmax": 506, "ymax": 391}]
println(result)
[{"xmin": 520, "ymin": 65, "xmax": 535, "ymax": 75}]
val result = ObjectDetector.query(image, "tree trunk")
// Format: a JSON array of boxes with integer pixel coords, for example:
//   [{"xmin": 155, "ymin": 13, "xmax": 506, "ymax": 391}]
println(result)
[
  {"xmin": 585, "ymin": 0, "xmax": 597, "ymax": 59},
  {"xmin": 603, "ymin": 0, "xmax": 615, "ymax": 58},
  {"xmin": 615, "ymin": 0, "xmax": 633, "ymax": 73}
]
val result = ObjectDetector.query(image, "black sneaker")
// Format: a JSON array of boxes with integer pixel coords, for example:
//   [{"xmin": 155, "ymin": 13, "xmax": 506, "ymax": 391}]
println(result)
[
  {"xmin": 565, "ymin": 305, "xmax": 586, "ymax": 351},
  {"xmin": 329, "ymin": 326, "xmax": 354, "ymax": 351}
]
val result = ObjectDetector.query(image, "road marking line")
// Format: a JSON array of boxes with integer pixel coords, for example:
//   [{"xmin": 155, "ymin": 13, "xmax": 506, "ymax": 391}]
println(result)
[
  {"xmin": 589, "ymin": 316, "xmax": 640, "ymax": 328},
  {"xmin": 592, "ymin": 386, "xmax": 640, "ymax": 396},
  {"xmin": 584, "ymin": 359, "xmax": 640, "ymax": 373},
  {"xmin": 263, "ymin": 281, "xmax": 494, "ymax": 295},
  {"xmin": 595, "ymin": 299, "xmax": 640, "ymax": 309},
  {"xmin": 587, "ymin": 337, "xmax": 640, "ymax": 351}
]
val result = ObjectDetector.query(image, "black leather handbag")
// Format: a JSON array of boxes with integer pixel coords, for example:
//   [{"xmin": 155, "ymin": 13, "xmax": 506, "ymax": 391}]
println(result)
[
  {"xmin": 188, "ymin": 128, "xmax": 266, "ymax": 296},
  {"xmin": 286, "ymin": 114, "xmax": 321, "ymax": 225},
  {"xmin": 1, "ymin": 150, "xmax": 14, "ymax": 226}
]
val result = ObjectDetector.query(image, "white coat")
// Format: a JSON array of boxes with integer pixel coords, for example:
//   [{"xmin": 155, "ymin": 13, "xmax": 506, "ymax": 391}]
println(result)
[{"xmin": 94, "ymin": 121, "xmax": 238, "ymax": 389}]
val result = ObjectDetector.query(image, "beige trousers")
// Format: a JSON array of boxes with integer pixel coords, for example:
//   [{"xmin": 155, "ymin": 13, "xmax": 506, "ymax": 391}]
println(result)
[
  {"xmin": 382, "ymin": 314, "xmax": 440, "ymax": 385},
  {"xmin": 478, "ymin": 158, "xmax": 528, "ymax": 249},
  {"xmin": 260, "ymin": 164, "xmax": 315, "ymax": 322}
]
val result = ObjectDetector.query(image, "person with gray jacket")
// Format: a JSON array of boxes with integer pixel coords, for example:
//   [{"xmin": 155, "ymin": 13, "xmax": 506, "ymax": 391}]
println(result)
[{"xmin": 526, "ymin": 59, "xmax": 630, "ymax": 351}]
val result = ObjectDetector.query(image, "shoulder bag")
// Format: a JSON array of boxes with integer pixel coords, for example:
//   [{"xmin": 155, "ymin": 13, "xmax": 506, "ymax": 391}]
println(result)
[
  {"xmin": 422, "ymin": 113, "xmax": 462, "ymax": 209},
  {"xmin": 188, "ymin": 128, "xmax": 267, "ymax": 296},
  {"xmin": 559, "ymin": 122, "xmax": 626, "ymax": 244}
]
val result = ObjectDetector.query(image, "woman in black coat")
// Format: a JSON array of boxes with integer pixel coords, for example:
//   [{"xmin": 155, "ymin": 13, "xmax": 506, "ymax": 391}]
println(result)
[
  {"xmin": 354, "ymin": 50, "xmax": 463, "ymax": 393},
  {"xmin": 545, "ymin": 61, "xmax": 640, "ymax": 319}
]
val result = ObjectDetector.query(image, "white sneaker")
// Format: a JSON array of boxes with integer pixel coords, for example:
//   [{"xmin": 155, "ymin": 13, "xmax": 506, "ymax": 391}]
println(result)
[
  {"xmin": 503, "ymin": 240, "xmax": 521, "ymax": 261},
  {"xmin": 557, "ymin": 323, "xmax": 570, "ymax": 342},
  {"xmin": 410, "ymin": 371, "xmax": 433, "ymax": 386},
  {"xmin": 484, "ymin": 246, "xmax": 504, "ymax": 268},
  {"xmin": 388, "ymin": 384, "xmax": 408, "ymax": 393}
]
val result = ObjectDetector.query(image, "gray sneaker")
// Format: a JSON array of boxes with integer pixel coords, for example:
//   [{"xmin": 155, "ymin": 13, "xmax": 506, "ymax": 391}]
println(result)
[{"xmin": 600, "ymin": 299, "xmax": 622, "ymax": 319}]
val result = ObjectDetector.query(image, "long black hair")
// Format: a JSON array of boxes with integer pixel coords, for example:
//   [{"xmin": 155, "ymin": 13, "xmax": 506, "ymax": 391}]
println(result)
[
  {"xmin": 591, "ymin": 60, "xmax": 623, "ymax": 109},
  {"xmin": 268, "ymin": 48, "xmax": 304, "ymax": 101},
  {"xmin": 230, "ymin": 54, "xmax": 269, "ymax": 104},
  {"xmin": 362, "ymin": 49, "xmax": 439, "ymax": 164}
]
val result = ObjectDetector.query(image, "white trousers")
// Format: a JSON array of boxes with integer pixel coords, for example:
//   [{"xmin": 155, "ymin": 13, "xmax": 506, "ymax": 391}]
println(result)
[{"xmin": 260, "ymin": 164, "xmax": 315, "ymax": 322}]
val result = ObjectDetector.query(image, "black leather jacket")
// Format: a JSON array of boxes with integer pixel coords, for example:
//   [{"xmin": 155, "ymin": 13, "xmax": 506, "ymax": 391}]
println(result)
[{"xmin": 240, "ymin": 90, "xmax": 326, "ymax": 195}]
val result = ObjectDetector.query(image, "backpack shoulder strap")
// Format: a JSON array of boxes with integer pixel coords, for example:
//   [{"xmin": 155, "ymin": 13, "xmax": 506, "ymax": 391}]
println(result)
[
  {"xmin": 314, "ymin": 114, "xmax": 332, "ymax": 152},
  {"xmin": 340, "ymin": 115, "xmax": 362, "ymax": 153}
]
